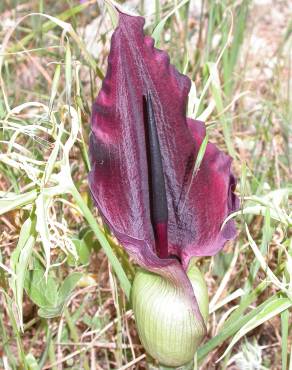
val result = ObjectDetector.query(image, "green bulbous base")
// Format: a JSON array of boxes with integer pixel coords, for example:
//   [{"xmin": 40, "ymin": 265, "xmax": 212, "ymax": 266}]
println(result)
[{"xmin": 131, "ymin": 261, "xmax": 209, "ymax": 367}]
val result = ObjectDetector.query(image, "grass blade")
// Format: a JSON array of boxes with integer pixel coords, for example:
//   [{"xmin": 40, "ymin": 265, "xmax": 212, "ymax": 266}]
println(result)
[{"xmin": 218, "ymin": 297, "xmax": 292, "ymax": 361}]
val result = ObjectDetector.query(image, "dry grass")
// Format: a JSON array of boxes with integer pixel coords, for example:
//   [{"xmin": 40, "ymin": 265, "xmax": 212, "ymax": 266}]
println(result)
[{"xmin": 0, "ymin": 1, "xmax": 291, "ymax": 369}]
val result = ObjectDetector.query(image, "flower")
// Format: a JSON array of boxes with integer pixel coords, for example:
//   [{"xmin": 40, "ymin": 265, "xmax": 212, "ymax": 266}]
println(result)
[{"xmin": 89, "ymin": 10, "xmax": 238, "ymax": 365}]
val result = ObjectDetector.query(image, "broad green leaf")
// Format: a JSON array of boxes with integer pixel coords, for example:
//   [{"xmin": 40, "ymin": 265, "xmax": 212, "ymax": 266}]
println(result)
[
  {"xmin": 58, "ymin": 272, "xmax": 82, "ymax": 305},
  {"xmin": 38, "ymin": 305, "xmax": 64, "ymax": 319},
  {"xmin": 25, "ymin": 265, "xmax": 82, "ymax": 319},
  {"xmin": 38, "ymin": 271, "xmax": 82, "ymax": 318},
  {"xmin": 25, "ymin": 269, "xmax": 58, "ymax": 308},
  {"xmin": 70, "ymin": 237, "xmax": 91, "ymax": 265}
]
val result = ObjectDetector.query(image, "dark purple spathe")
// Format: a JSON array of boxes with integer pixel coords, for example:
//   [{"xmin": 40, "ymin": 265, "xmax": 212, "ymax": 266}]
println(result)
[{"xmin": 89, "ymin": 11, "xmax": 239, "ymax": 325}]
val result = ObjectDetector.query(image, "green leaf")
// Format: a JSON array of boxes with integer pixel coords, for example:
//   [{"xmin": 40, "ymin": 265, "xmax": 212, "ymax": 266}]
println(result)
[
  {"xmin": 10, "ymin": 215, "xmax": 36, "ymax": 329},
  {"xmin": 69, "ymin": 229, "xmax": 101, "ymax": 266},
  {"xmin": 58, "ymin": 272, "xmax": 82, "ymax": 305},
  {"xmin": 0, "ymin": 190, "xmax": 38, "ymax": 216},
  {"xmin": 38, "ymin": 305, "xmax": 64, "ymax": 319},
  {"xmin": 82, "ymin": 228, "xmax": 101, "ymax": 252},
  {"xmin": 25, "ymin": 267, "xmax": 82, "ymax": 319},
  {"xmin": 25, "ymin": 353, "xmax": 39, "ymax": 370},
  {"xmin": 70, "ymin": 237, "xmax": 91, "ymax": 265},
  {"xmin": 25, "ymin": 268, "xmax": 58, "ymax": 308}
]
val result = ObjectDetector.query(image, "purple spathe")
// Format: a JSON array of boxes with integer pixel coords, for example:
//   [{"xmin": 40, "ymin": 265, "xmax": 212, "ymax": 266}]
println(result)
[{"xmin": 89, "ymin": 11, "xmax": 239, "ymax": 333}]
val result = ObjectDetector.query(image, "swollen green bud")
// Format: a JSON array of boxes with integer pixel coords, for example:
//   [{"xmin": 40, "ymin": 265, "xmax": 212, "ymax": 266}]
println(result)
[{"xmin": 131, "ymin": 261, "xmax": 209, "ymax": 367}]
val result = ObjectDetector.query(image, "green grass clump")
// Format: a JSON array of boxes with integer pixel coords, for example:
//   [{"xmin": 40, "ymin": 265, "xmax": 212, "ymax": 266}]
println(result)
[{"xmin": 0, "ymin": 0, "xmax": 291, "ymax": 369}]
